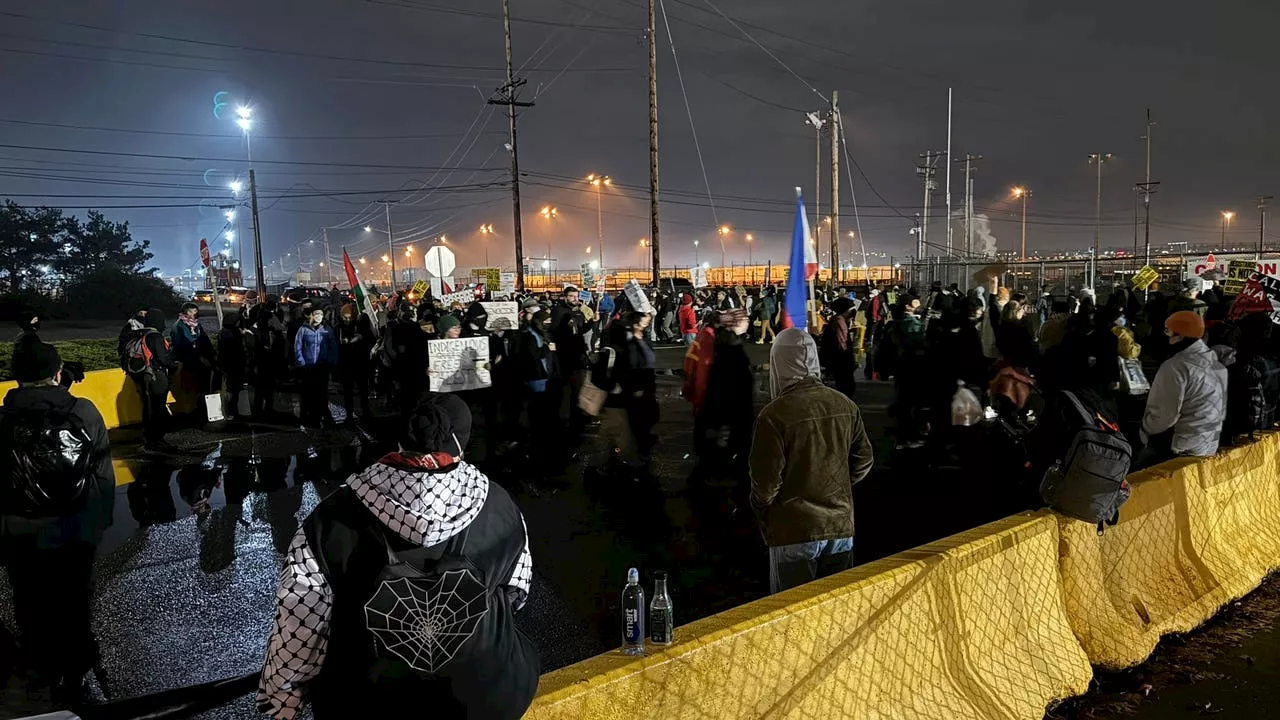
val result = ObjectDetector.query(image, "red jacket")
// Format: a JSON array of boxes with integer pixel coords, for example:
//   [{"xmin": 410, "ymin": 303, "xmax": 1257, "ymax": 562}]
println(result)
[
  {"xmin": 682, "ymin": 325, "xmax": 717, "ymax": 414},
  {"xmin": 677, "ymin": 295, "xmax": 698, "ymax": 335}
]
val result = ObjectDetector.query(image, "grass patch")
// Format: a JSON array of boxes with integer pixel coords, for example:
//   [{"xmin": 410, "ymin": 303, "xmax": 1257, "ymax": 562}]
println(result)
[{"xmin": 0, "ymin": 339, "xmax": 121, "ymax": 381}]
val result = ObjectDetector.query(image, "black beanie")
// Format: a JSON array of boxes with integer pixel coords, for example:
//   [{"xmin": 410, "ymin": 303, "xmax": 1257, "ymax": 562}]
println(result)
[
  {"xmin": 13, "ymin": 342, "xmax": 62, "ymax": 382},
  {"xmin": 401, "ymin": 393, "xmax": 472, "ymax": 456}
]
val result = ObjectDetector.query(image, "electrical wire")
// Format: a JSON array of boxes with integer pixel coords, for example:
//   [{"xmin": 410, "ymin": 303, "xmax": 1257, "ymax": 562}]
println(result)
[
  {"xmin": 658, "ymin": 0, "xmax": 718, "ymax": 230},
  {"xmin": 697, "ymin": 0, "xmax": 827, "ymax": 105}
]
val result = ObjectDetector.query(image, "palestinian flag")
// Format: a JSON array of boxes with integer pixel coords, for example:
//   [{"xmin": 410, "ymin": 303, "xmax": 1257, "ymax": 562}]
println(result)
[{"xmin": 343, "ymin": 248, "xmax": 380, "ymax": 338}]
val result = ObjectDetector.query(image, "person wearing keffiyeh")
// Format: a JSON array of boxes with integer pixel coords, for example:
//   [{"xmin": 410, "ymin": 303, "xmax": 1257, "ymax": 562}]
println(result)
[{"xmin": 257, "ymin": 394, "xmax": 536, "ymax": 720}]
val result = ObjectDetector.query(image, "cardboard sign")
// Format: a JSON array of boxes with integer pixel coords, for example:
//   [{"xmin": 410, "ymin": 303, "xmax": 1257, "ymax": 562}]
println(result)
[
  {"xmin": 580, "ymin": 262, "xmax": 597, "ymax": 288},
  {"xmin": 623, "ymin": 279, "xmax": 653, "ymax": 314},
  {"xmin": 1226, "ymin": 260, "xmax": 1261, "ymax": 295},
  {"xmin": 428, "ymin": 337, "xmax": 492, "ymax": 392},
  {"xmin": 440, "ymin": 289, "xmax": 473, "ymax": 307},
  {"xmin": 500, "ymin": 272, "xmax": 517, "ymax": 294},
  {"xmin": 1229, "ymin": 272, "xmax": 1280, "ymax": 323},
  {"xmin": 481, "ymin": 301, "xmax": 518, "ymax": 332},
  {"xmin": 691, "ymin": 266, "xmax": 708, "ymax": 288},
  {"xmin": 411, "ymin": 280, "xmax": 430, "ymax": 298},
  {"xmin": 579, "ymin": 290, "xmax": 593, "ymax": 304},
  {"xmin": 1131, "ymin": 265, "xmax": 1159, "ymax": 290}
]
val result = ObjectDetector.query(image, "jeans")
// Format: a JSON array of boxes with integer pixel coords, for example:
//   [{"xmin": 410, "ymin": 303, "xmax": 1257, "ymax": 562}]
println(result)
[
  {"xmin": 768, "ymin": 537, "xmax": 854, "ymax": 594},
  {"xmin": 683, "ymin": 333, "xmax": 698, "ymax": 346}
]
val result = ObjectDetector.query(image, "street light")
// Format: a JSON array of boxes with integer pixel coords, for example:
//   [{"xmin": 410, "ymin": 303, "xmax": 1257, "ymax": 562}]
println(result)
[
  {"xmin": 225, "ymin": 231, "xmax": 235, "ymax": 242},
  {"xmin": 1221, "ymin": 210, "xmax": 1236, "ymax": 245},
  {"xmin": 587, "ymin": 173, "xmax": 611, "ymax": 267},
  {"xmin": 359, "ymin": 257, "xmax": 367, "ymax": 265},
  {"xmin": 229, "ymin": 180, "xmax": 243, "ymax": 194},
  {"xmin": 539, "ymin": 206, "xmax": 558, "ymax": 219},
  {"xmin": 224, "ymin": 209, "xmax": 236, "ymax": 222},
  {"xmin": 478, "ymin": 224, "xmax": 494, "ymax": 265},
  {"xmin": 694, "ymin": 239, "xmax": 700, "ymax": 266},
  {"xmin": 364, "ymin": 225, "xmax": 373, "ymax": 233},
  {"xmin": 1012, "ymin": 186, "xmax": 1031, "ymax": 260}
]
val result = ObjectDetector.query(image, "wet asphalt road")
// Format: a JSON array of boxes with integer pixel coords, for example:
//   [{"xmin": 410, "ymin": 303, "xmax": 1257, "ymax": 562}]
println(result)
[{"xmin": 0, "ymin": 342, "xmax": 901, "ymax": 719}]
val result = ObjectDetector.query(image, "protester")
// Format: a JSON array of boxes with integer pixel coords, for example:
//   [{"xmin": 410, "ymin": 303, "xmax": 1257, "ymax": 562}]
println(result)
[
  {"xmin": 512, "ymin": 309, "xmax": 560, "ymax": 477},
  {"xmin": 700, "ymin": 309, "xmax": 754, "ymax": 488},
  {"xmin": 294, "ymin": 305, "xmax": 339, "ymax": 428},
  {"xmin": 253, "ymin": 297, "xmax": 289, "ymax": 419},
  {"xmin": 589, "ymin": 311, "xmax": 658, "ymax": 481},
  {"xmin": 1223, "ymin": 313, "xmax": 1280, "ymax": 442},
  {"xmin": 171, "ymin": 302, "xmax": 216, "ymax": 419},
  {"xmin": 678, "ymin": 292, "xmax": 698, "ymax": 345},
  {"xmin": 1138, "ymin": 311, "xmax": 1228, "ymax": 467},
  {"xmin": 1168, "ymin": 279, "xmax": 1208, "ymax": 317},
  {"xmin": 122, "ymin": 308, "xmax": 178, "ymax": 451},
  {"xmin": 820, "ymin": 297, "xmax": 858, "ymax": 400},
  {"xmin": 216, "ymin": 311, "xmax": 250, "ymax": 420},
  {"xmin": 115, "ymin": 308, "xmax": 148, "ymax": 370},
  {"xmin": 550, "ymin": 286, "xmax": 590, "ymax": 433},
  {"xmin": 387, "ymin": 301, "xmax": 430, "ymax": 418},
  {"xmin": 749, "ymin": 328, "xmax": 874, "ymax": 594},
  {"xmin": 1, "ymin": 341, "xmax": 115, "ymax": 702},
  {"xmin": 438, "ymin": 313, "xmax": 462, "ymax": 339},
  {"xmin": 336, "ymin": 303, "xmax": 374, "ymax": 423},
  {"xmin": 257, "ymin": 394, "xmax": 536, "ymax": 720}
]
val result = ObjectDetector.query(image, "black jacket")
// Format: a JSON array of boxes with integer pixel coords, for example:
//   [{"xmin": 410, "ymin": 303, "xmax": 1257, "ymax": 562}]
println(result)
[
  {"xmin": 336, "ymin": 316, "xmax": 375, "ymax": 370},
  {"xmin": 511, "ymin": 326, "xmax": 557, "ymax": 385},
  {"xmin": 549, "ymin": 302, "xmax": 588, "ymax": 373},
  {"xmin": 0, "ymin": 385, "xmax": 115, "ymax": 548}
]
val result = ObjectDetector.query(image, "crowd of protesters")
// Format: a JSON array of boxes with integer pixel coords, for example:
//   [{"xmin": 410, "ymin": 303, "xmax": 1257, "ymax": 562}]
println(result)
[{"xmin": 9, "ymin": 265, "xmax": 1280, "ymax": 716}]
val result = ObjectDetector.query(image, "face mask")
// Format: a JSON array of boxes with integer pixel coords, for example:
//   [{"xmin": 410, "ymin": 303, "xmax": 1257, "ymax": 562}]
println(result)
[
  {"xmin": 1116, "ymin": 316, "xmax": 1127, "ymax": 328},
  {"xmin": 311, "ymin": 313, "xmax": 325, "ymax": 325}
]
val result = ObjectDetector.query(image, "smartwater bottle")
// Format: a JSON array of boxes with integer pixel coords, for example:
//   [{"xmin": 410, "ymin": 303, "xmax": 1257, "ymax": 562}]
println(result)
[
  {"xmin": 621, "ymin": 567, "xmax": 645, "ymax": 656},
  {"xmin": 650, "ymin": 571, "xmax": 673, "ymax": 646}
]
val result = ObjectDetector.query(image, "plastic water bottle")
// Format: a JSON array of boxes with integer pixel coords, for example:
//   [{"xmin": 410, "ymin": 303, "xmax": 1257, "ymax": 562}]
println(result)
[
  {"xmin": 650, "ymin": 571, "xmax": 673, "ymax": 646},
  {"xmin": 950, "ymin": 380, "xmax": 983, "ymax": 426},
  {"xmin": 621, "ymin": 568, "xmax": 645, "ymax": 656}
]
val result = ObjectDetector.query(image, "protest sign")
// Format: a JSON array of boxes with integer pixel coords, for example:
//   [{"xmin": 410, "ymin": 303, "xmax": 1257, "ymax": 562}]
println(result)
[
  {"xmin": 579, "ymin": 290, "xmax": 593, "ymax": 304},
  {"xmin": 691, "ymin": 266, "xmax": 708, "ymax": 288},
  {"xmin": 481, "ymin": 301, "xmax": 519, "ymax": 332},
  {"xmin": 581, "ymin": 262, "xmax": 597, "ymax": 288},
  {"xmin": 474, "ymin": 267, "xmax": 501, "ymax": 290},
  {"xmin": 500, "ymin": 272, "xmax": 516, "ymax": 294},
  {"xmin": 428, "ymin": 337, "xmax": 492, "ymax": 392},
  {"xmin": 623, "ymin": 279, "xmax": 653, "ymax": 314},
  {"xmin": 411, "ymin": 280, "xmax": 429, "ymax": 298},
  {"xmin": 440, "ymin": 289, "xmax": 473, "ymax": 306},
  {"xmin": 1225, "ymin": 260, "xmax": 1257, "ymax": 295},
  {"xmin": 1131, "ymin": 265, "xmax": 1159, "ymax": 290}
]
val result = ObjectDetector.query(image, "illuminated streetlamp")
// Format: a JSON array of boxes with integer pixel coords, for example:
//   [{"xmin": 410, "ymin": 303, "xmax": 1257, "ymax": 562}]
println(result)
[
  {"xmin": 1012, "ymin": 186, "xmax": 1032, "ymax": 260},
  {"xmin": 587, "ymin": 173, "xmax": 611, "ymax": 267},
  {"xmin": 229, "ymin": 180, "xmax": 243, "ymax": 195},
  {"xmin": 478, "ymin": 224, "xmax": 495, "ymax": 265},
  {"xmin": 745, "ymin": 233, "xmax": 754, "ymax": 265},
  {"xmin": 1221, "ymin": 210, "xmax": 1236, "ymax": 245},
  {"xmin": 694, "ymin": 239, "xmax": 700, "ymax": 266}
]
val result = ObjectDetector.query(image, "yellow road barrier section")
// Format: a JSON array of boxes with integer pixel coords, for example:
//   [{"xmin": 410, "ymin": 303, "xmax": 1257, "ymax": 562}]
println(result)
[
  {"xmin": 527, "ymin": 512, "xmax": 1092, "ymax": 720},
  {"xmin": 0, "ymin": 368, "xmax": 153, "ymax": 429},
  {"xmin": 1057, "ymin": 431, "xmax": 1280, "ymax": 669}
]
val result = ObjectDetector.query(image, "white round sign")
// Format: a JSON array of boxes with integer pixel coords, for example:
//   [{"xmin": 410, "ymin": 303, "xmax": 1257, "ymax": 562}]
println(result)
[{"xmin": 424, "ymin": 245, "xmax": 456, "ymax": 277}]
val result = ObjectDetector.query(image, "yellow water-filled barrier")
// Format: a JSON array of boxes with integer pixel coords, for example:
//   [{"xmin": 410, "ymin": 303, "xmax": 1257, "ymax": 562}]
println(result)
[
  {"xmin": 0, "ymin": 368, "xmax": 151, "ymax": 429},
  {"xmin": 527, "ymin": 512, "xmax": 1092, "ymax": 720},
  {"xmin": 1057, "ymin": 432, "xmax": 1280, "ymax": 669}
]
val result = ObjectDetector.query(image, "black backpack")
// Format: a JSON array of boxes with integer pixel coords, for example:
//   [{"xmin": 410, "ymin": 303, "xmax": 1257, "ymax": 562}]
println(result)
[
  {"xmin": 0, "ymin": 405, "xmax": 94, "ymax": 518},
  {"xmin": 1040, "ymin": 390, "xmax": 1132, "ymax": 532}
]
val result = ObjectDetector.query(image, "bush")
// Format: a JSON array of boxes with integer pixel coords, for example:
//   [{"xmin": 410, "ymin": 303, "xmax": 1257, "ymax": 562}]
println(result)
[{"xmin": 61, "ymin": 266, "xmax": 184, "ymax": 320}]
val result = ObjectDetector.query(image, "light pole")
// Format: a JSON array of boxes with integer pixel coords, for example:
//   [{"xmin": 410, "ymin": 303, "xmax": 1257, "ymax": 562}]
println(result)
[
  {"xmin": 717, "ymin": 225, "xmax": 730, "ymax": 271},
  {"xmin": 745, "ymin": 233, "xmax": 754, "ymax": 265},
  {"xmin": 1088, "ymin": 153, "xmax": 1112, "ymax": 287},
  {"xmin": 1221, "ymin": 210, "xmax": 1235, "ymax": 246},
  {"xmin": 587, "ymin": 174, "xmax": 610, "ymax": 268},
  {"xmin": 479, "ymin": 224, "xmax": 495, "ymax": 266},
  {"xmin": 1012, "ymin": 186, "xmax": 1031, "ymax": 260},
  {"xmin": 639, "ymin": 238, "xmax": 648, "ymax": 273},
  {"xmin": 693, "ymin": 239, "xmax": 700, "ymax": 267},
  {"xmin": 231, "ymin": 104, "xmax": 265, "ymax": 298}
]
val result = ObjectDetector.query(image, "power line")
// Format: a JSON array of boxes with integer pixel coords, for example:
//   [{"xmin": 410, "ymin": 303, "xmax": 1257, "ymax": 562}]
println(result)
[
  {"xmin": 0, "ymin": 142, "xmax": 504, "ymax": 171},
  {"xmin": 697, "ymin": 0, "xmax": 827, "ymax": 104},
  {"xmin": 0, "ymin": 116, "xmax": 508, "ymax": 142},
  {"xmin": 658, "ymin": 0, "xmax": 718, "ymax": 227}
]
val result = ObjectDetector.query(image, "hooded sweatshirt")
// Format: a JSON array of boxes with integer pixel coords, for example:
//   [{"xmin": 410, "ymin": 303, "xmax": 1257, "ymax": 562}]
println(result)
[
  {"xmin": 1143, "ymin": 338, "xmax": 1229, "ymax": 457},
  {"xmin": 677, "ymin": 293, "xmax": 698, "ymax": 335},
  {"xmin": 749, "ymin": 329, "xmax": 874, "ymax": 546},
  {"xmin": 257, "ymin": 458, "xmax": 532, "ymax": 719}
]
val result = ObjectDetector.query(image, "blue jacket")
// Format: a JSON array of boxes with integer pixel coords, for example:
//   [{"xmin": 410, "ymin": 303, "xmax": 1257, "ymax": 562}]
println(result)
[{"xmin": 295, "ymin": 323, "xmax": 339, "ymax": 367}]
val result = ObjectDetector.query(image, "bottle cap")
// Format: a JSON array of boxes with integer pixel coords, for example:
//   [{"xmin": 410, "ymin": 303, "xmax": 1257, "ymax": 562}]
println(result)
[{"xmin": 627, "ymin": 567, "xmax": 639, "ymax": 583}]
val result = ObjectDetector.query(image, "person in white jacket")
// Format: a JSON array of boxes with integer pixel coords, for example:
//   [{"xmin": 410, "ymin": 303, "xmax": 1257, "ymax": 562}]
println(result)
[{"xmin": 1139, "ymin": 310, "xmax": 1228, "ymax": 468}]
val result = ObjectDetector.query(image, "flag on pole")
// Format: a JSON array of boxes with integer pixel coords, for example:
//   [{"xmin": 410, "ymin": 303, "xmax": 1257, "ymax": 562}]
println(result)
[
  {"xmin": 780, "ymin": 188, "xmax": 816, "ymax": 330},
  {"xmin": 343, "ymin": 248, "xmax": 380, "ymax": 338}
]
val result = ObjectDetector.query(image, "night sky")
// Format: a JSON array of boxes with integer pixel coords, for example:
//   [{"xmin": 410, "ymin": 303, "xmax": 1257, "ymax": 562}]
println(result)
[{"xmin": 2, "ymin": 0, "xmax": 1276, "ymax": 282}]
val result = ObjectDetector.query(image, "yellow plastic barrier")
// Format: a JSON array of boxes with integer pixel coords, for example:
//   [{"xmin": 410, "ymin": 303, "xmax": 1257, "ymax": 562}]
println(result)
[
  {"xmin": 527, "ymin": 512, "xmax": 1092, "ymax": 720},
  {"xmin": 0, "ymin": 368, "xmax": 165, "ymax": 430},
  {"xmin": 1057, "ymin": 432, "xmax": 1280, "ymax": 669}
]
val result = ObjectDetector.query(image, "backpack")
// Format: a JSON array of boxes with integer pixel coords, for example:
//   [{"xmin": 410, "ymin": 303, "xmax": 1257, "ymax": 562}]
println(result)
[
  {"xmin": 1040, "ymin": 390, "xmax": 1132, "ymax": 532},
  {"xmin": 0, "ymin": 405, "xmax": 94, "ymax": 518},
  {"xmin": 124, "ymin": 329, "xmax": 162, "ymax": 375}
]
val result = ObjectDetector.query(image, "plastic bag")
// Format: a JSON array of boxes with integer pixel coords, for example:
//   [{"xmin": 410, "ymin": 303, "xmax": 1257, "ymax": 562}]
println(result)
[{"xmin": 951, "ymin": 381, "xmax": 984, "ymax": 426}]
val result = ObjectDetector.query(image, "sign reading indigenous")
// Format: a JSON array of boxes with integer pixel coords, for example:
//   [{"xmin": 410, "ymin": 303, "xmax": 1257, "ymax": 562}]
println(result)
[{"xmin": 427, "ymin": 337, "xmax": 491, "ymax": 392}]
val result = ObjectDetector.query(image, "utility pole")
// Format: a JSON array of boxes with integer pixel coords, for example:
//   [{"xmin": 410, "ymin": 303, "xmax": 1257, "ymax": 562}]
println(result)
[
  {"xmin": 1259, "ymin": 195, "xmax": 1273, "ymax": 259},
  {"xmin": 647, "ymin": 0, "xmax": 660, "ymax": 285},
  {"xmin": 249, "ymin": 168, "xmax": 265, "ymax": 296},
  {"xmin": 805, "ymin": 111, "xmax": 825, "ymax": 235},
  {"xmin": 1132, "ymin": 185, "xmax": 1140, "ymax": 265},
  {"xmin": 944, "ymin": 88, "xmax": 953, "ymax": 257},
  {"xmin": 489, "ymin": 0, "xmax": 533, "ymax": 291},
  {"xmin": 382, "ymin": 201, "xmax": 397, "ymax": 288},
  {"xmin": 956, "ymin": 153, "xmax": 982, "ymax": 256},
  {"xmin": 829, "ymin": 91, "xmax": 840, "ymax": 281},
  {"xmin": 1139, "ymin": 109, "xmax": 1157, "ymax": 269},
  {"xmin": 1087, "ymin": 152, "xmax": 1112, "ymax": 287},
  {"xmin": 322, "ymin": 227, "xmax": 332, "ymax": 285},
  {"xmin": 916, "ymin": 150, "xmax": 944, "ymax": 261}
]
